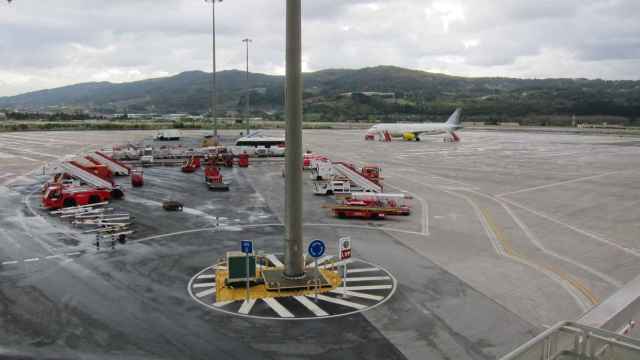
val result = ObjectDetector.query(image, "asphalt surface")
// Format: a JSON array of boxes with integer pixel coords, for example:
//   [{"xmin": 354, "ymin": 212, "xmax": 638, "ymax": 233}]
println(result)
[{"xmin": 2, "ymin": 128, "xmax": 638, "ymax": 359}]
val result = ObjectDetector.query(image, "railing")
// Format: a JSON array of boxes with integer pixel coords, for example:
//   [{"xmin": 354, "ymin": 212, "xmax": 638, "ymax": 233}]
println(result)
[{"xmin": 500, "ymin": 321, "xmax": 640, "ymax": 360}]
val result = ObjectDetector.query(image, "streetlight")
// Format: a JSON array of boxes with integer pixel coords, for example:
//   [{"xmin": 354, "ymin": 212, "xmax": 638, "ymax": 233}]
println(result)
[
  {"xmin": 204, "ymin": 0, "xmax": 223, "ymax": 137},
  {"xmin": 242, "ymin": 38, "xmax": 252, "ymax": 135}
]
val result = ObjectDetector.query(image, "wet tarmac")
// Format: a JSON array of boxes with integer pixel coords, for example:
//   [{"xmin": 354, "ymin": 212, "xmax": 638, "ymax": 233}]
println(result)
[{"xmin": 1, "ymin": 128, "xmax": 638, "ymax": 359}]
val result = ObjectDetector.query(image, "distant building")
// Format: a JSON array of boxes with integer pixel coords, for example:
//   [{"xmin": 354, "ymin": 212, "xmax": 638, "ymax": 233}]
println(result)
[
  {"xmin": 340, "ymin": 92, "xmax": 396, "ymax": 99},
  {"xmin": 0, "ymin": 112, "xmax": 6, "ymax": 120}
]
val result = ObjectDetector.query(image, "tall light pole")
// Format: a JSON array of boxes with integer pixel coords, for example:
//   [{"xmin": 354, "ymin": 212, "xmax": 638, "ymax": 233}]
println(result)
[
  {"xmin": 283, "ymin": 0, "xmax": 304, "ymax": 279},
  {"xmin": 242, "ymin": 38, "xmax": 252, "ymax": 136},
  {"xmin": 205, "ymin": 0, "xmax": 222, "ymax": 137}
]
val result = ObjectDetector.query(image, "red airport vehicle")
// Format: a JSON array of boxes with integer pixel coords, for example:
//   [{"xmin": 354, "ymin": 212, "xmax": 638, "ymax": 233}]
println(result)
[
  {"xmin": 303, "ymin": 153, "xmax": 328, "ymax": 170},
  {"xmin": 204, "ymin": 164, "xmax": 229, "ymax": 191},
  {"xmin": 131, "ymin": 169, "xmax": 144, "ymax": 187},
  {"xmin": 237, "ymin": 153, "xmax": 250, "ymax": 168},
  {"xmin": 69, "ymin": 160, "xmax": 113, "ymax": 183},
  {"xmin": 42, "ymin": 184, "xmax": 112, "ymax": 210},
  {"xmin": 324, "ymin": 192, "xmax": 411, "ymax": 219},
  {"xmin": 181, "ymin": 156, "xmax": 201, "ymax": 173}
]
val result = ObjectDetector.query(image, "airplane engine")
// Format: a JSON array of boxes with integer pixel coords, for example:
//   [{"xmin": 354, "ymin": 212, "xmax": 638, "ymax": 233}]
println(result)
[{"xmin": 403, "ymin": 132, "xmax": 416, "ymax": 141}]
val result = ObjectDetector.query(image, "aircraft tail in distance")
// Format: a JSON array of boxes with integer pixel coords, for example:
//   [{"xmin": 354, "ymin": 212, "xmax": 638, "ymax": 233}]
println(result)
[{"xmin": 446, "ymin": 108, "xmax": 462, "ymax": 127}]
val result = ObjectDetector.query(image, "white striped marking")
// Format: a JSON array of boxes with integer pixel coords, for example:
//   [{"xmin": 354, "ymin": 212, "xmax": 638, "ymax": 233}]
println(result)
[
  {"xmin": 213, "ymin": 265, "xmax": 227, "ymax": 271},
  {"xmin": 341, "ymin": 285, "xmax": 393, "ymax": 291},
  {"xmin": 310, "ymin": 255, "xmax": 334, "ymax": 267},
  {"xmin": 263, "ymin": 297, "xmax": 294, "ymax": 318},
  {"xmin": 24, "ymin": 258, "xmax": 39, "ymax": 262},
  {"xmin": 238, "ymin": 299, "xmax": 257, "ymax": 315},
  {"xmin": 197, "ymin": 274, "xmax": 216, "ymax": 279},
  {"xmin": 294, "ymin": 296, "xmax": 329, "ymax": 316},
  {"xmin": 2, "ymin": 261, "xmax": 18, "ymax": 265},
  {"xmin": 331, "ymin": 289, "xmax": 384, "ymax": 301},
  {"xmin": 45, "ymin": 255, "xmax": 62, "ymax": 259},
  {"xmin": 266, "ymin": 254, "xmax": 284, "ymax": 268},
  {"xmin": 195, "ymin": 288, "xmax": 217, "ymax": 298},
  {"xmin": 342, "ymin": 276, "xmax": 391, "ymax": 282},
  {"xmin": 192, "ymin": 282, "xmax": 216, "ymax": 288},
  {"xmin": 347, "ymin": 267, "xmax": 380, "ymax": 274},
  {"xmin": 315, "ymin": 294, "xmax": 367, "ymax": 310},
  {"xmin": 213, "ymin": 301, "xmax": 234, "ymax": 307},
  {"xmin": 320, "ymin": 258, "xmax": 354, "ymax": 269},
  {"xmin": 66, "ymin": 252, "xmax": 81, "ymax": 256}
]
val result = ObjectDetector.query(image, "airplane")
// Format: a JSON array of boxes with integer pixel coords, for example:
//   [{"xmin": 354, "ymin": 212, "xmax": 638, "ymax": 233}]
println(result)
[{"xmin": 365, "ymin": 108, "xmax": 463, "ymax": 142}]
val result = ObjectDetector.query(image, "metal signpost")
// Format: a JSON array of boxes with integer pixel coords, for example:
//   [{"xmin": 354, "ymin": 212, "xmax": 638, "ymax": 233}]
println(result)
[
  {"xmin": 338, "ymin": 237, "xmax": 352, "ymax": 297},
  {"xmin": 241, "ymin": 240, "xmax": 253, "ymax": 301},
  {"xmin": 308, "ymin": 240, "xmax": 326, "ymax": 302}
]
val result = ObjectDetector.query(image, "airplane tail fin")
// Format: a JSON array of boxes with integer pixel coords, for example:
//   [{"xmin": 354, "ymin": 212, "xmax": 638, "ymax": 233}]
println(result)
[{"xmin": 446, "ymin": 108, "xmax": 462, "ymax": 126}]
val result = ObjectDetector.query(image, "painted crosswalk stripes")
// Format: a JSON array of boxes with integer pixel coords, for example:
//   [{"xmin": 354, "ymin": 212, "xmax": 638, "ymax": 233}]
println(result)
[
  {"xmin": 309, "ymin": 255, "xmax": 334, "ymax": 267},
  {"xmin": 196, "ymin": 288, "xmax": 217, "ymax": 298},
  {"xmin": 315, "ymin": 294, "xmax": 367, "ymax": 310},
  {"xmin": 266, "ymin": 254, "xmax": 284, "ymax": 268},
  {"xmin": 341, "ymin": 285, "xmax": 393, "ymax": 291},
  {"xmin": 1, "ymin": 261, "xmax": 18, "ymax": 265},
  {"xmin": 263, "ymin": 297, "xmax": 294, "ymax": 318},
  {"xmin": 197, "ymin": 274, "xmax": 216, "ymax": 279},
  {"xmin": 213, "ymin": 301, "xmax": 234, "ymax": 308},
  {"xmin": 24, "ymin": 258, "xmax": 39, "ymax": 262},
  {"xmin": 238, "ymin": 299, "xmax": 257, "ymax": 315},
  {"xmin": 319, "ymin": 258, "xmax": 354, "ymax": 269},
  {"xmin": 347, "ymin": 267, "xmax": 380, "ymax": 274},
  {"xmin": 294, "ymin": 296, "xmax": 329, "ymax": 316},
  {"xmin": 331, "ymin": 289, "xmax": 384, "ymax": 301},
  {"xmin": 188, "ymin": 257, "xmax": 397, "ymax": 320},
  {"xmin": 342, "ymin": 276, "xmax": 391, "ymax": 282},
  {"xmin": 192, "ymin": 282, "xmax": 216, "ymax": 288}
]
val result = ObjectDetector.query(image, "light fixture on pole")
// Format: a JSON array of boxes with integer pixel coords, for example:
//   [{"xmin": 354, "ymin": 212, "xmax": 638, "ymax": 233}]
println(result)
[
  {"xmin": 204, "ymin": 0, "xmax": 223, "ymax": 137},
  {"xmin": 242, "ymin": 38, "xmax": 252, "ymax": 136}
]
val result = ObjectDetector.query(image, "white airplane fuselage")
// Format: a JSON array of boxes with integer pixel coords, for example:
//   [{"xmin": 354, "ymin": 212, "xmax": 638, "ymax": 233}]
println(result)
[{"xmin": 366, "ymin": 108, "xmax": 463, "ymax": 141}]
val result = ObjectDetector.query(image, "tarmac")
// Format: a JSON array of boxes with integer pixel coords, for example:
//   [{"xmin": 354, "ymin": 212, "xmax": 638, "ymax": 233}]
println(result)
[{"xmin": 1, "ymin": 128, "xmax": 639, "ymax": 359}]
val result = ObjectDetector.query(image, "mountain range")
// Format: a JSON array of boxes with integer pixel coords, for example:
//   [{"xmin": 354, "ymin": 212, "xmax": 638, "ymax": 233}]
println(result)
[{"xmin": 1, "ymin": 66, "xmax": 638, "ymax": 121}]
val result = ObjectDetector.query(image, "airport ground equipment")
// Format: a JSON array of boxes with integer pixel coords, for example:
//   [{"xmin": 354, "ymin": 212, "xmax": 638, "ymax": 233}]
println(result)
[
  {"xmin": 181, "ymin": 156, "xmax": 201, "ymax": 173},
  {"xmin": 309, "ymin": 157, "xmax": 333, "ymax": 180},
  {"xmin": 131, "ymin": 169, "xmax": 144, "ymax": 187},
  {"xmin": 225, "ymin": 251, "xmax": 257, "ymax": 286},
  {"xmin": 92, "ymin": 151, "xmax": 131, "ymax": 175},
  {"xmin": 348, "ymin": 192, "xmax": 412, "ymax": 215},
  {"xmin": 303, "ymin": 153, "xmax": 328, "ymax": 170},
  {"xmin": 204, "ymin": 164, "xmax": 230, "ymax": 191},
  {"xmin": 313, "ymin": 180, "xmax": 353, "ymax": 195},
  {"xmin": 58, "ymin": 162, "xmax": 123, "ymax": 198},
  {"xmin": 155, "ymin": 129, "xmax": 181, "ymax": 141},
  {"xmin": 69, "ymin": 160, "xmax": 113, "ymax": 183},
  {"xmin": 140, "ymin": 147, "xmax": 154, "ymax": 167},
  {"xmin": 42, "ymin": 184, "xmax": 112, "ymax": 210},
  {"xmin": 237, "ymin": 153, "xmax": 250, "ymax": 167},
  {"xmin": 365, "ymin": 133, "xmax": 375, "ymax": 141},
  {"xmin": 324, "ymin": 193, "xmax": 411, "ymax": 219},
  {"xmin": 162, "ymin": 201, "xmax": 184, "ymax": 211},
  {"xmin": 332, "ymin": 162, "xmax": 383, "ymax": 192}
]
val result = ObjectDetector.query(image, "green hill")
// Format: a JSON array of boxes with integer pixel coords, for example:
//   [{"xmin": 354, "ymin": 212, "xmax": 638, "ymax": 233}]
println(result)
[{"xmin": 1, "ymin": 66, "xmax": 638, "ymax": 123}]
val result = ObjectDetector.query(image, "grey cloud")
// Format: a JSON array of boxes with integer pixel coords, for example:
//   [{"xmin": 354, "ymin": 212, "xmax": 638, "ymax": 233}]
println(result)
[{"xmin": 1, "ymin": 0, "xmax": 639, "ymax": 97}]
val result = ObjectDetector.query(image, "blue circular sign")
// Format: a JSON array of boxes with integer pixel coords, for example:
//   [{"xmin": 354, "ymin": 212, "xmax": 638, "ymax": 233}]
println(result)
[{"xmin": 308, "ymin": 239, "xmax": 326, "ymax": 258}]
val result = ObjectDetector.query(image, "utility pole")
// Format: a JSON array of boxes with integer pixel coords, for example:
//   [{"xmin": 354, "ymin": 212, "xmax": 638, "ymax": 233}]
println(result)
[
  {"xmin": 243, "ymin": 38, "xmax": 252, "ymax": 136},
  {"xmin": 283, "ymin": 0, "xmax": 304, "ymax": 279},
  {"xmin": 205, "ymin": 0, "xmax": 223, "ymax": 137}
]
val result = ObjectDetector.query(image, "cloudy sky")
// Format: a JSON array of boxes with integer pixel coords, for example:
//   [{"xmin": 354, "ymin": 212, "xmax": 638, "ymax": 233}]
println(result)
[{"xmin": 1, "ymin": 0, "xmax": 639, "ymax": 96}]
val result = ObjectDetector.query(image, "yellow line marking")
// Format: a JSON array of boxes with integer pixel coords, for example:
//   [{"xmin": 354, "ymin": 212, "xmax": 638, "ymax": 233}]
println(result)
[{"xmin": 481, "ymin": 208, "xmax": 599, "ymax": 305}]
